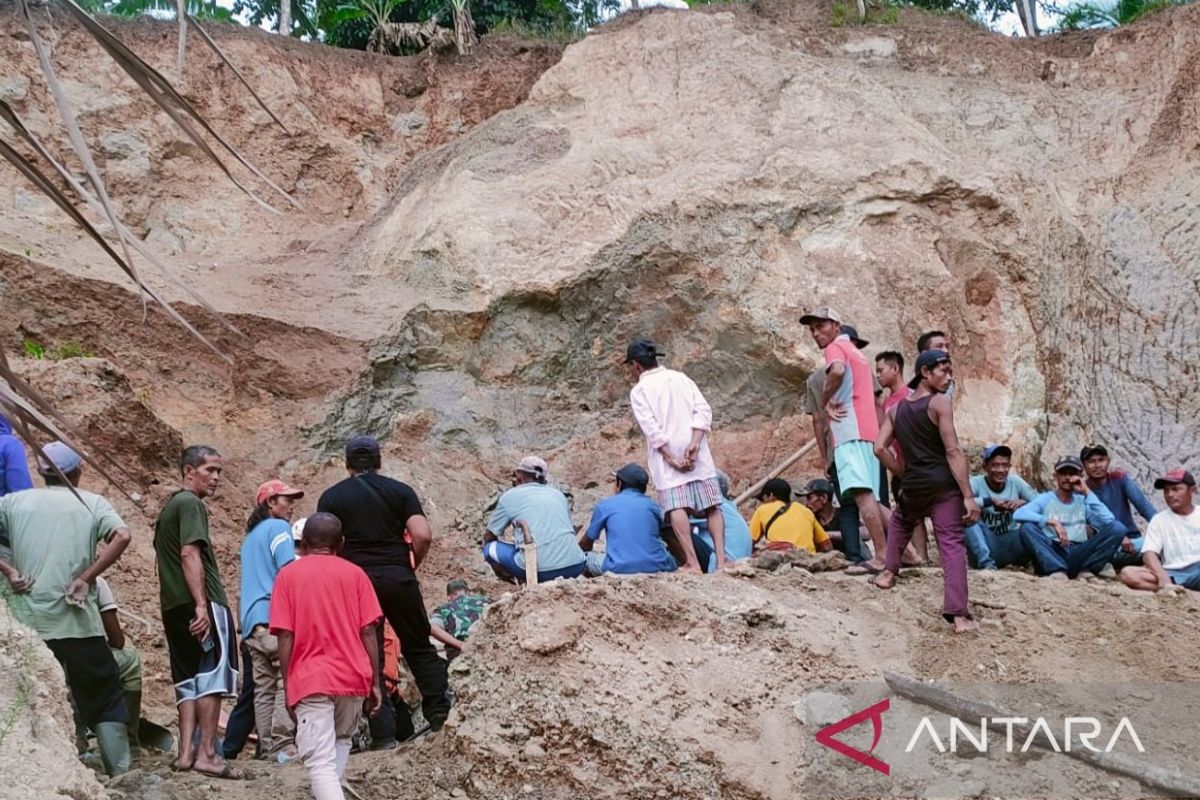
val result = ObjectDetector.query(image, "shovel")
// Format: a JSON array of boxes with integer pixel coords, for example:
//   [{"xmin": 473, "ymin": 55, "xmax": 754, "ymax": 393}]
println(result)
[{"xmin": 515, "ymin": 520, "xmax": 538, "ymax": 586}]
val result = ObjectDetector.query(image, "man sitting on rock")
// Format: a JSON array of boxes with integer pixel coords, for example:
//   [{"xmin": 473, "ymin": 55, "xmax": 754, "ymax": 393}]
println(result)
[
  {"xmin": 1118, "ymin": 469, "xmax": 1200, "ymax": 593},
  {"xmin": 484, "ymin": 456, "xmax": 586, "ymax": 583},
  {"xmin": 749, "ymin": 478, "xmax": 832, "ymax": 554},
  {"xmin": 1015, "ymin": 455, "xmax": 1126, "ymax": 580},
  {"xmin": 580, "ymin": 463, "xmax": 676, "ymax": 576},
  {"xmin": 1081, "ymin": 444, "xmax": 1156, "ymax": 571},
  {"xmin": 799, "ymin": 478, "xmax": 845, "ymax": 551},
  {"xmin": 963, "ymin": 444, "xmax": 1038, "ymax": 570},
  {"xmin": 690, "ymin": 470, "xmax": 754, "ymax": 572}
]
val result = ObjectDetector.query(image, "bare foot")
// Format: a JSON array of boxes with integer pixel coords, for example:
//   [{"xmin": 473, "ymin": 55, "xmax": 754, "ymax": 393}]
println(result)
[
  {"xmin": 954, "ymin": 617, "xmax": 980, "ymax": 634},
  {"xmin": 871, "ymin": 570, "xmax": 896, "ymax": 590},
  {"xmin": 1047, "ymin": 572, "xmax": 1069, "ymax": 581},
  {"xmin": 170, "ymin": 753, "xmax": 195, "ymax": 772},
  {"xmin": 865, "ymin": 558, "xmax": 886, "ymax": 572}
]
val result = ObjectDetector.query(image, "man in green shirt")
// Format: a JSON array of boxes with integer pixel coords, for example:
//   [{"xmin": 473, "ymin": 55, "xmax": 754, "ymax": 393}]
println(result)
[
  {"xmin": 153, "ymin": 445, "xmax": 241, "ymax": 779},
  {"xmin": 0, "ymin": 442, "xmax": 132, "ymax": 775}
]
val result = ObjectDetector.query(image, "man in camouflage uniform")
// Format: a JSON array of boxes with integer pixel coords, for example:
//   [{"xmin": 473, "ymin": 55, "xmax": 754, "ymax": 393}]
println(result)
[{"xmin": 428, "ymin": 579, "xmax": 487, "ymax": 661}]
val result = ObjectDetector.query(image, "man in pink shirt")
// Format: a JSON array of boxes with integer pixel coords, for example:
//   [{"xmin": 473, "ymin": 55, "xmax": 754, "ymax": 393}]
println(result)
[
  {"xmin": 626, "ymin": 338, "xmax": 726, "ymax": 572},
  {"xmin": 801, "ymin": 308, "xmax": 888, "ymax": 573},
  {"xmin": 270, "ymin": 513, "xmax": 383, "ymax": 800}
]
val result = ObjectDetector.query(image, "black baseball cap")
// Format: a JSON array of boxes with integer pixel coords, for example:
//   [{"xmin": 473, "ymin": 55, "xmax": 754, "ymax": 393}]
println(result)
[
  {"xmin": 908, "ymin": 349, "xmax": 951, "ymax": 390},
  {"xmin": 612, "ymin": 462, "xmax": 649, "ymax": 492},
  {"xmin": 840, "ymin": 324, "xmax": 869, "ymax": 349},
  {"xmin": 624, "ymin": 337, "xmax": 663, "ymax": 364},
  {"xmin": 758, "ymin": 477, "xmax": 793, "ymax": 502},
  {"xmin": 801, "ymin": 478, "xmax": 835, "ymax": 497},
  {"xmin": 1054, "ymin": 455, "xmax": 1084, "ymax": 474},
  {"xmin": 1080, "ymin": 444, "xmax": 1108, "ymax": 461},
  {"xmin": 345, "ymin": 434, "xmax": 381, "ymax": 467}
]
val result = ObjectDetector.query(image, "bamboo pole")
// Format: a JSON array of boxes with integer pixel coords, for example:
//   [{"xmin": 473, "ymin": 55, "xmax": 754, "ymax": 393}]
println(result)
[{"xmin": 733, "ymin": 440, "xmax": 817, "ymax": 507}]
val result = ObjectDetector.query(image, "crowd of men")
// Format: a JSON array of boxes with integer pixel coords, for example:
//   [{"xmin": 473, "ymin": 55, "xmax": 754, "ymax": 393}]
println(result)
[{"xmin": 0, "ymin": 311, "xmax": 1197, "ymax": 798}]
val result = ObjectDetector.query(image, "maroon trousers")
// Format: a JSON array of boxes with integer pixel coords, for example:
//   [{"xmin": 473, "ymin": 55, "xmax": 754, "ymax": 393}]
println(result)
[{"xmin": 885, "ymin": 489, "xmax": 972, "ymax": 622}]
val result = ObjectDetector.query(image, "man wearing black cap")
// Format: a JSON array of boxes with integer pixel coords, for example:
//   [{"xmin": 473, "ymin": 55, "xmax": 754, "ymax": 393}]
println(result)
[
  {"xmin": 963, "ymin": 444, "xmax": 1038, "ymax": 570},
  {"xmin": 0, "ymin": 442, "xmax": 133, "ymax": 775},
  {"xmin": 801, "ymin": 309, "xmax": 888, "ymax": 571},
  {"xmin": 316, "ymin": 435, "xmax": 449, "ymax": 735},
  {"xmin": 749, "ymin": 478, "xmax": 832, "ymax": 553},
  {"xmin": 1014, "ymin": 455, "xmax": 1127, "ymax": 580},
  {"xmin": 579, "ymin": 463, "xmax": 676, "ymax": 576},
  {"xmin": 625, "ymin": 337, "xmax": 727, "ymax": 572},
  {"xmin": 1119, "ymin": 469, "xmax": 1200, "ymax": 592},
  {"xmin": 1081, "ymin": 444, "xmax": 1157, "ymax": 570},
  {"xmin": 799, "ymin": 478, "xmax": 847, "ymax": 551},
  {"xmin": 873, "ymin": 350, "xmax": 978, "ymax": 632}
]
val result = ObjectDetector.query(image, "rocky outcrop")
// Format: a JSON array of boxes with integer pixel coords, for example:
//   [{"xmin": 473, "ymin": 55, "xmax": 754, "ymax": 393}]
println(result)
[
  {"xmin": 0, "ymin": 601, "xmax": 107, "ymax": 800},
  {"xmin": 351, "ymin": 2, "xmax": 1200, "ymax": 489}
]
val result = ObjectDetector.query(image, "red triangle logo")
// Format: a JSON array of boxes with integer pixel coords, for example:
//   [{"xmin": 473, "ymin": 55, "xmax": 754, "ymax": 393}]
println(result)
[{"xmin": 814, "ymin": 698, "xmax": 891, "ymax": 776}]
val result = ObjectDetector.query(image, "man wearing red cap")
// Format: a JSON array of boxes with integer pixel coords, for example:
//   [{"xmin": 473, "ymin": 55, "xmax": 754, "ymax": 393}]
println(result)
[
  {"xmin": 239, "ymin": 479, "xmax": 304, "ymax": 757},
  {"xmin": 1119, "ymin": 469, "xmax": 1200, "ymax": 593}
]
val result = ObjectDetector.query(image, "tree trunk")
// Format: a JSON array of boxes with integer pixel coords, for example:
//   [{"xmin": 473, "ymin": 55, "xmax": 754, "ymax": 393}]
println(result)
[
  {"xmin": 1015, "ymin": 0, "xmax": 1039, "ymax": 36},
  {"xmin": 451, "ymin": 0, "xmax": 477, "ymax": 55},
  {"xmin": 279, "ymin": 0, "xmax": 291, "ymax": 36},
  {"xmin": 176, "ymin": 0, "xmax": 187, "ymax": 84}
]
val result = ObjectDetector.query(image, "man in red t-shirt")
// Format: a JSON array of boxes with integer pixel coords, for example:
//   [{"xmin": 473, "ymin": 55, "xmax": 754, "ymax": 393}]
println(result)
[{"xmin": 270, "ymin": 513, "xmax": 383, "ymax": 800}]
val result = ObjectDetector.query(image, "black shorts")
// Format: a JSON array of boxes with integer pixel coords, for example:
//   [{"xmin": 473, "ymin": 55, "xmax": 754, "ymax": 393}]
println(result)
[
  {"xmin": 162, "ymin": 601, "xmax": 239, "ymax": 704},
  {"xmin": 45, "ymin": 636, "xmax": 128, "ymax": 727}
]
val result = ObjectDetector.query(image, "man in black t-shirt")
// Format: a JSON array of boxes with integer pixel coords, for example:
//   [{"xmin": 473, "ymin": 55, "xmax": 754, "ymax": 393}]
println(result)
[{"xmin": 317, "ymin": 435, "xmax": 449, "ymax": 740}]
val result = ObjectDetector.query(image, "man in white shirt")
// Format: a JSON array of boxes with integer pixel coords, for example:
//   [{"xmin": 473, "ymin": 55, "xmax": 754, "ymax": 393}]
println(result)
[
  {"xmin": 1119, "ymin": 469, "xmax": 1200, "ymax": 592},
  {"xmin": 626, "ymin": 338, "xmax": 726, "ymax": 572}
]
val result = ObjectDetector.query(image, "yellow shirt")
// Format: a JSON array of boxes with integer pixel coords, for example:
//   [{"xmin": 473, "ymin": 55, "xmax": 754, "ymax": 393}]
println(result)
[{"xmin": 749, "ymin": 500, "xmax": 829, "ymax": 553}]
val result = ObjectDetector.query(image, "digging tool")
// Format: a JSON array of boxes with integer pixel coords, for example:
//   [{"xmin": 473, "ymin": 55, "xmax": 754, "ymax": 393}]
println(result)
[
  {"xmin": 734, "ymin": 440, "xmax": 817, "ymax": 507},
  {"xmin": 515, "ymin": 519, "xmax": 538, "ymax": 586},
  {"xmin": 883, "ymin": 670, "xmax": 1200, "ymax": 797}
]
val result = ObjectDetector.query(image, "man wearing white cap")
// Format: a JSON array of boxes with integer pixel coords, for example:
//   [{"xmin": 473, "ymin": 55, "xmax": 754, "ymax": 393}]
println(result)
[
  {"xmin": 0, "ymin": 441, "xmax": 133, "ymax": 775},
  {"xmin": 484, "ymin": 455, "xmax": 586, "ymax": 582}
]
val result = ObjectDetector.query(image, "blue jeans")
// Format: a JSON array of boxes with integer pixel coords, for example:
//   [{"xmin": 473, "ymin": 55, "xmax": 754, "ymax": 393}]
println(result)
[
  {"xmin": 829, "ymin": 461, "xmax": 867, "ymax": 563},
  {"xmin": 482, "ymin": 541, "xmax": 585, "ymax": 583},
  {"xmin": 1018, "ymin": 523, "xmax": 1124, "ymax": 578},
  {"xmin": 1167, "ymin": 562, "xmax": 1200, "ymax": 589},
  {"xmin": 964, "ymin": 521, "xmax": 1031, "ymax": 570}
]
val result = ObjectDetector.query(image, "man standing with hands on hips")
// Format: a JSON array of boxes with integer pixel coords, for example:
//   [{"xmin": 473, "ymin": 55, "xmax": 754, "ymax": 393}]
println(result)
[{"xmin": 626, "ymin": 337, "xmax": 727, "ymax": 572}]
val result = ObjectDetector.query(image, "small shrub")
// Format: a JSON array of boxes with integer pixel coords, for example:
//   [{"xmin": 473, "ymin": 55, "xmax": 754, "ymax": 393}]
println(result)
[
  {"xmin": 49, "ymin": 341, "xmax": 94, "ymax": 361},
  {"xmin": 22, "ymin": 339, "xmax": 45, "ymax": 360}
]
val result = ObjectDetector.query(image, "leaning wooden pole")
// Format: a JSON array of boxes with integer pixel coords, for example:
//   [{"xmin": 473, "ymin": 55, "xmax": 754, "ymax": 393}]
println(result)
[
  {"xmin": 734, "ymin": 439, "xmax": 817, "ymax": 507},
  {"xmin": 516, "ymin": 520, "xmax": 538, "ymax": 586},
  {"xmin": 883, "ymin": 671, "xmax": 1200, "ymax": 797}
]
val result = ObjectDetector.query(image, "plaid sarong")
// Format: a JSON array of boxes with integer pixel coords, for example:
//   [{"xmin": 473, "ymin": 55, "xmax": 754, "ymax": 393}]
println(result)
[{"xmin": 659, "ymin": 477, "xmax": 723, "ymax": 513}]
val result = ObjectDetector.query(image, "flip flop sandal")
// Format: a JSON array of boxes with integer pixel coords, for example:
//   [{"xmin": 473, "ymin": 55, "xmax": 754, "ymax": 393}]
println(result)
[{"xmin": 193, "ymin": 763, "xmax": 245, "ymax": 780}]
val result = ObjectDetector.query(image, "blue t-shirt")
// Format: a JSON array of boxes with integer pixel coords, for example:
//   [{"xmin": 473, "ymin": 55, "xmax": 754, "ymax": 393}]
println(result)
[
  {"xmin": 1089, "ymin": 472, "xmax": 1157, "ymax": 535},
  {"xmin": 239, "ymin": 518, "xmax": 295, "ymax": 637},
  {"xmin": 585, "ymin": 489, "xmax": 675, "ymax": 575},
  {"xmin": 692, "ymin": 499, "xmax": 754, "ymax": 572},
  {"xmin": 1014, "ymin": 491, "xmax": 1123, "ymax": 544},
  {"xmin": 487, "ymin": 483, "xmax": 585, "ymax": 572}
]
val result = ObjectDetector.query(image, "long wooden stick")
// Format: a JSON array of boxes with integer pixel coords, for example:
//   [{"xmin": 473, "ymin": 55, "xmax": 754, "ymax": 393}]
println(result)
[
  {"xmin": 516, "ymin": 520, "xmax": 538, "ymax": 586},
  {"xmin": 883, "ymin": 671, "xmax": 1200, "ymax": 797},
  {"xmin": 734, "ymin": 440, "xmax": 817, "ymax": 507}
]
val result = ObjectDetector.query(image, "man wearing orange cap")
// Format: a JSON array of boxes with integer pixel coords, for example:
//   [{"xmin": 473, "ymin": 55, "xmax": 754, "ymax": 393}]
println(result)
[{"xmin": 239, "ymin": 479, "xmax": 304, "ymax": 757}]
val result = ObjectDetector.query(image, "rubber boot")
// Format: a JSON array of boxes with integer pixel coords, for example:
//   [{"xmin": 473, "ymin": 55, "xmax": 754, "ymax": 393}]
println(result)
[
  {"xmin": 124, "ymin": 690, "xmax": 142, "ymax": 752},
  {"xmin": 94, "ymin": 721, "xmax": 132, "ymax": 776}
]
